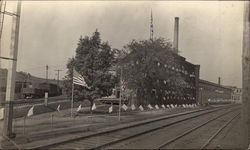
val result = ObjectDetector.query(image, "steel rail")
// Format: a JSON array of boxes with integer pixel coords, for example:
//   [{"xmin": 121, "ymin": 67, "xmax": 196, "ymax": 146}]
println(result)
[
  {"xmin": 42, "ymin": 105, "xmax": 238, "ymax": 150},
  {"xmin": 200, "ymin": 112, "xmax": 240, "ymax": 149},
  {"xmin": 155, "ymin": 108, "xmax": 239, "ymax": 149}
]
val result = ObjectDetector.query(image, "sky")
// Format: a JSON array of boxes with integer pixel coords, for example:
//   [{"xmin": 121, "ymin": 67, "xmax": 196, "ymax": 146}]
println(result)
[{"xmin": 0, "ymin": 1, "xmax": 244, "ymax": 87}]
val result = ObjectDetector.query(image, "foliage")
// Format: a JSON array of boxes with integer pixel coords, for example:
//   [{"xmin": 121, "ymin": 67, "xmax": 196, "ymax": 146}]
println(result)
[
  {"xmin": 118, "ymin": 38, "xmax": 187, "ymax": 105},
  {"xmin": 63, "ymin": 30, "xmax": 117, "ymax": 107}
]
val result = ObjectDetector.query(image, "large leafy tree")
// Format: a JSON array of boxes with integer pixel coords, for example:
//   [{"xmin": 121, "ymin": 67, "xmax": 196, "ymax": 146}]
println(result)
[
  {"xmin": 63, "ymin": 30, "xmax": 117, "ymax": 109},
  {"xmin": 118, "ymin": 38, "xmax": 187, "ymax": 105}
]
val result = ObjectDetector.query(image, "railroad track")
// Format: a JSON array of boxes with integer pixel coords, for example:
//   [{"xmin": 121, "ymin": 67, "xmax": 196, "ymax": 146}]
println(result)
[
  {"xmin": 200, "ymin": 112, "xmax": 240, "ymax": 149},
  {"xmin": 37, "ymin": 104, "xmax": 239, "ymax": 150},
  {"xmin": 155, "ymin": 107, "xmax": 240, "ymax": 149}
]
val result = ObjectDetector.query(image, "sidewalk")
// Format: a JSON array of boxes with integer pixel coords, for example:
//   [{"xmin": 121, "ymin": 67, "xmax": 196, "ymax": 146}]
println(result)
[{"xmin": 1, "ymin": 104, "xmax": 208, "ymax": 149}]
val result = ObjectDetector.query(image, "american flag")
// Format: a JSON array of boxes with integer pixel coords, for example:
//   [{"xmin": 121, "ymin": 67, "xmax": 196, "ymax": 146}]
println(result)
[{"xmin": 73, "ymin": 69, "xmax": 90, "ymax": 89}]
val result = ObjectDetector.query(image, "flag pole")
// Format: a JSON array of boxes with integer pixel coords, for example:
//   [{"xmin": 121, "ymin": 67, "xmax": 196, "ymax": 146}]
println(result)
[
  {"xmin": 23, "ymin": 116, "xmax": 26, "ymax": 136},
  {"xmin": 71, "ymin": 83, "xmax": 74, "ymax": 117},
  {"xmin": 119, "ymin": 67, "xmax": 123, "ymax": 121}
]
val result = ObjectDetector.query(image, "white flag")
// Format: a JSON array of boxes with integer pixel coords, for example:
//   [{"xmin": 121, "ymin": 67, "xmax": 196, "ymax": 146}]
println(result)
[
  {"xmin": 161, "ymin": 104, "xmax": 166, "ymax": 109},
  {"xmin": 182, "ymin": 104, "xmax": 186, "ymax": 108},
  {"xmin": 109, "ymin": 105, "xmax": 113, "ymax": 113},
  {"xmin": 166, "ymin": 105, "xmax": 170, "ymax": 108},
  {"xmin": 57, "ymin": 104, "xmax": 61, "ymax": 112},
  {"xmin": 122, "ymin": 104, "xmax": 128, "ymax": 111},
  {"xmin": 155, "ymin": 105, "xmax": 159, "ymax": 109},
  {"xmin": 147, "ymin": 104, "xmax": 153, "ymax": 109},
  {"xmin": 139, "ymin": 105, "xmax": 144, "ymax": 111},
  {"xmin": 77, "ymin": 104, "xmax": 82, "ymax": 112},
  {"xmin": 91, "ymin": 103, "xmax": 96, "ymax": 111},
  {"xmin": 175, "ymin": 104, "xmax": 177, "ymax": 108},
  {"xmin": 27, "ymin": 106, "xmax": 34, "ymax": 117},
  {"xmin": 131, "ymin": 104, "xmax": 136, "ymax": 110},
  {"xmin": 171, "ymin": 104, "xmax": 174, "ymax": 108}
]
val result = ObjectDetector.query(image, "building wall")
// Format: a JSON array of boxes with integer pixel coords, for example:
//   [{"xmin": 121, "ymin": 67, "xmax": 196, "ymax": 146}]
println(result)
[
  {"xmin": 199, "ymin": 79, "xmax": 232, "ymax": 105},
  {"xmin": 231, "ymin": 87, "xmax": 242, "ymax": 102},
  {"xmin": 135, "ymin": 54, "xmax": 200, "ymax": 106}
]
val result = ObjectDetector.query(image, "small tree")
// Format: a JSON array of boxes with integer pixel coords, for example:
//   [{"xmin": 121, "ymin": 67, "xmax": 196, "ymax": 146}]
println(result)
[{"xmin": 63, "ymin": 30, "xmax": 117, "ymax": 110}]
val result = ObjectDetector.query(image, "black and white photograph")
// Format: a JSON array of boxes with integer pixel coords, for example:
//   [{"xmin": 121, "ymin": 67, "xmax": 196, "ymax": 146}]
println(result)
[{"xmin": 0, "ymin": 0, "xmax": 249, "ymax": 149}]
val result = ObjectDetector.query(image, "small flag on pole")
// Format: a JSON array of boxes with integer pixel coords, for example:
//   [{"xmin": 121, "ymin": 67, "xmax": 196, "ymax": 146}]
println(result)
[
  {"xmin": 171, "ymin": 104, "xmax": 174, "ymax": 108},
  {"xmin": 57, "ymin": 104, "xmax": 61, "ymax": 112},
  {"xmin": 131, "ymin": 104, "xmax": 136, "ymax": 110},
  {"xmin": 27, "ymin": 106, "xmax": 34, "ymax": 117},
  {"xmin": 77, "ymin": 104, "xmax": 82, "ymax": 112},
  {"xmin": 161, "ymin": 104, "xmax": 166, "ymax": 109},
  {"xmin": 155, "ymin": 105, "xmax": 159, "ymax": 109},
  {"xmin": 73, "ymin": 69, "xmax": 90, "ymax": 89},
  {"xmin": 122, "ymin": 104, "xmax": 128, "ymax": 111},
  {"xmin": 166, "ymin": 104, "xmax": 170, "ymax": 108},
  {"xmin": 108, "ymin": 105, "xmax": 113, "ymax": 113},
  {"xmin": 147, "ymin": 104, "xmax": 153, "ymax": 110},
  {"xmin": 91, "ymin": 103, "xmax": 96, "ymax": 111},
  {"xmin": 139, "ymin": 105, "xmax": 144, "ymax": 111}
]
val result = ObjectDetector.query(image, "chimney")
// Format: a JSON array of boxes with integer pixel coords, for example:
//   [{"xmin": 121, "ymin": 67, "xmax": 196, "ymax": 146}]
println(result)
[
  {"xmin": 173, "ymin": 17, "xmax": 179, "ymax": 53},
  {"xmin": 218, "ymin": 77, "xmax": 221, "ymax": 85}
]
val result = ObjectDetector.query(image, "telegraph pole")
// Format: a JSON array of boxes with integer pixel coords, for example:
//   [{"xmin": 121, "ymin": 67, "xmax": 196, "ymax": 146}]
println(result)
[
  {"xmin": 242, "ymin": 1, "xmax": 250, "ymax": 148},
  {"xmin": 55, "ymin": 69, "xmax": 62, "ymax": 94},
  {"xmin": 0, "ymin": 0, "xmax": 6, "ymax": 107},
  {"xmin": 3, "ymin": 0, "xmax": 21, "ymax": 138},
  {"xmin": 150, "ymin": 9, "xmax": 154, "ymax": 41},
  {"xmin": 46, "ymin": 65, "xmax": 48, "ymax": 82}
]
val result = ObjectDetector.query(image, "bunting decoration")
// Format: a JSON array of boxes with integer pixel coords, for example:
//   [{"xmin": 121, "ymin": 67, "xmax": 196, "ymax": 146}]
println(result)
[
  {"xmin": 131, "ymin": 104, "xmax": 136, "ymax": 110},
  {"xmin": 27, "ymin": 106, "xmax": 34, "ymax": 117},
  {"xmin": 57, "ymin": 104, "xmax": 61, "ymax": 112},
  {"xmin": 77, "ymin": 104, "xmax": 82, "ymax": 112},
  {"xmin": 122, "ymin": 104, "xmax": 128, "ymax": 111},
  {"xmin": 148, "ymin": 104, "xmax": 153, "ymax": 109},
  {"xmin": 139, "ymin": 105, "xmax": 144, "ymax": 111},
  {"xmin": 91, "ymin": 103, "xmax": 96, "ymax": 111},
  {"xmin": 108, "ymin": 105, "xmax": 113, "ymax": 113}
]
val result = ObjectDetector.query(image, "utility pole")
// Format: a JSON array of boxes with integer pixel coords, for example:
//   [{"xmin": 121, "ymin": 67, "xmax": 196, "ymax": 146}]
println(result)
[
  {"xmin": 0, "ymin": 0, "xmax": 6, "ymax": 107},
  {"xmin": 150, "ymin": 9, "xmax": 154, "ymax": 41},
  {"xmin": 3, "ymin": 0, "xmax": 21, "ymax": 138},
  {"xmin": 242, "ymin": 1, "xmax": 250, "ymax": 149},
  {"xmin": 46, "ymin": 65, "xmax": 48, "ymax": 82},
  {"xmin": 55, "ymin": 69, "xmax": 62, "ymax": 94}
]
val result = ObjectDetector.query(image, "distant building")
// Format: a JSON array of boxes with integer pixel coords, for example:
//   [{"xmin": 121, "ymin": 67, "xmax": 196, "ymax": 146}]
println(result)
[
  {"xmin": 199, "ymin": 79, "xmax": 232, "ymax": 105},
  {"xmin": 0, "ymin": 68, "xmax": 63, "ymax": 103},
  {"xmin": 229, "ymin": 86, "xmax": 242, "ymax": 102}
]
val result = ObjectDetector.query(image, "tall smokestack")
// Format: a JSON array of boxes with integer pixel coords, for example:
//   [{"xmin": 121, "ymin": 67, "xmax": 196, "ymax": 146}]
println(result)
[
  {"xmin": 173, "ymin": 17, "xmax": 179, "ymax": 54},
  {"xmin": 218, "ymin": 77, "xmax": 221, "ymax": 85}
]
